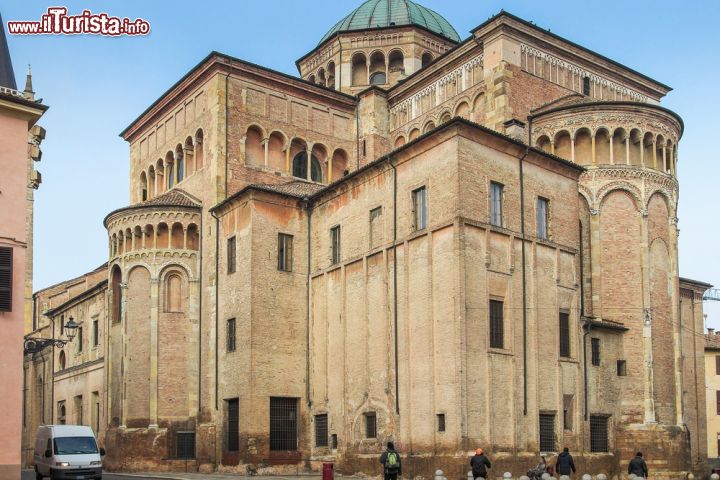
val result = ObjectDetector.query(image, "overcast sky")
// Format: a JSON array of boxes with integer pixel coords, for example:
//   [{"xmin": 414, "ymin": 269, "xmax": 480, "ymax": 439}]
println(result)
[{"xmin": 4, "ymin": 0, "xmax": 719, "ymax": 326}]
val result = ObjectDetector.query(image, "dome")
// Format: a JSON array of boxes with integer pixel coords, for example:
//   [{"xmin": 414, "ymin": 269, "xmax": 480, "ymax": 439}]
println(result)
[{"xmin": 319, "ymin": 0, "xmax": 461, "ymax": 45}]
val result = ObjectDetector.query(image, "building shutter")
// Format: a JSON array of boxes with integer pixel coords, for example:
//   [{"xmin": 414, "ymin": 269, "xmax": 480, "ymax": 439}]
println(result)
[{"xmin": 0, "ymin": 247, "xmax": 12, "ymax": 312}]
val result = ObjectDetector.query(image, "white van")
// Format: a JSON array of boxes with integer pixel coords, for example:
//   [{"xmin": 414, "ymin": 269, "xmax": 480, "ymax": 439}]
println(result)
[{"xmin": 34, "ymin": 425, "xmax": 105, "ymax": 480}]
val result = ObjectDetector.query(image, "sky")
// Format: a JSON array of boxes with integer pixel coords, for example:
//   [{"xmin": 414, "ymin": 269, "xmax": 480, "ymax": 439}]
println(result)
[{"xmin": 3, "ymin": 0, "xmax": 719, "ymax": 326}]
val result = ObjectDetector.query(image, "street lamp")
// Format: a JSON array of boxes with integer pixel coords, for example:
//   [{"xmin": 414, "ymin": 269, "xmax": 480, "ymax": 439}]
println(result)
[{"xmin": 24, "ymin": 316, "xmax": 80, "ymax": 355}]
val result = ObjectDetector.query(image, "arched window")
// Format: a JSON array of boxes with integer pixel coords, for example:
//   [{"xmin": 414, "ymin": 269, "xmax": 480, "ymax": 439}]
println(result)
[
  {"xmin": 327, "ymin": 62, "xmax": 336, "ymax": 89},
  {"xmin": 140, "ymin": 172, "xmax": 148, "ymax": 202},
  {"xmin": 351, "ymin": 52, "xmax": 368, "ymax": 86},
  {"xmin": 421, "ymin": 52, "xmax": 433, "ymax": 68},
  {"xmin": 111, "ymin": 266, "xmax": 122, "ymax": 323},
  {"xmin": 58, "ymin": 351, "xmax": 66, "ymax": 370},
  {"xmin": 369, "ymin": 51, "xmax": 386, "ymax": 85},
  {"xmin": 165, "ymin": 151, "xmax": 175, "ymax": 189},
  {"xmin": 370, "ymin": 72, "xmax": 386, "ymax": 85},
  {"xmin": 195, "ymin": 129, "xmax": 204, "ymax": 170},
  {"xmin": 388, "ymin": 50, "xmax": 404, "ymax": 83},
  {"xmin": 175, "ymin": 145, "xmax": 184, "ymax": 183},
  {"xmin": 292, "ymin": 151, "xmax": 322, "ymax": 182},
  {"xmin": 147, "ymin": 166, "xmax": 156, "ymax": 199},
  {"xmin": 165, "ymin": 273, "xmax": 183, "ymax": 313},
  {"xmin": 58, "ymin": 402, "xmax": 66, "ymax": 425}
]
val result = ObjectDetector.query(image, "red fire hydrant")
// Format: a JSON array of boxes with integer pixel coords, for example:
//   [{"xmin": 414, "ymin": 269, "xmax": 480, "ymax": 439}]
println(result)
[{"xmin": 323, "ymin": 462, "xmax": 334, "ymax": 480}]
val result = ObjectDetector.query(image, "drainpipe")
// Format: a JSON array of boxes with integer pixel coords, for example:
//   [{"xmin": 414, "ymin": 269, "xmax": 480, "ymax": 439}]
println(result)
[
  {"xmin": 356, "ymin": 106, "xmax": 360, "ymax": 170},
  {"xmin": 210, "ymin": 210, "xmax": 220, "ymax": 411},
  {"xmin": 305, "ymin": 197, "xmax": 313, "ymax": 407},
  {"xmin": 518, "ymin": 146, "xmax": 530, "ymax": 416},
  {"xmin": 579, "ymin": 221, "xmax": 590, "ymax": 421},
  {"xmin": 386, "ymin": 157, "xmax": 399, "ymax": 415},
  {"xmin": 224, "ymin": 67, "xmax": 230, "ymax": 200},
  {"xmin": 198, "ymin": 212, "xmax": 203, "ymax": 415}
]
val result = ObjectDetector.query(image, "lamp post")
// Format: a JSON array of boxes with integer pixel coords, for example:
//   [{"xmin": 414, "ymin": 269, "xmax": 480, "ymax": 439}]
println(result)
[{"xmin": 24, "ymin": 317, "xmax": 79, "ymax": 355}]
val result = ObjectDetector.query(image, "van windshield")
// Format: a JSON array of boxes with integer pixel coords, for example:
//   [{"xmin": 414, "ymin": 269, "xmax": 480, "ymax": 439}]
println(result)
[{"xmin": 53, "ymin": 436, "xmax": 98, "ymax": 455}]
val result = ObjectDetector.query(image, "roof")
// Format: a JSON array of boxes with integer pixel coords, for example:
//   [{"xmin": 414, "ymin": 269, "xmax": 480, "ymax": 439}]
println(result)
[
  {"xmin": 0, "ymin": 14, "xmax": 17, "ymax": 90},
  {"xmin": 319, "ymin": 0, "xmax": 460, "ymax": 45},
  {"xmin": 680, "ymin": 277, "xmax": 714, "ymax": 289},
  {"xmin": 211, "ymin": 180, "xmax": 325, "ymax": 213},
  {"xmin": 103, "ymin": 189, "xmax": 202, "ymax": 226},
  {"xmin": 45, "ymin": 280, "xmax": 108, "ymax": 317},
  {"xmin": 706, "ymin": 333, "xmax": 720, "ymax": 351}
]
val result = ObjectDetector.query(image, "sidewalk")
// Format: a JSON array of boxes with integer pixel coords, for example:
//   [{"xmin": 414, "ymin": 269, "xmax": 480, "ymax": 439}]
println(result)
[{"xmin": 114, "ymin": 473, "xmax": 355, "ymax": 480}]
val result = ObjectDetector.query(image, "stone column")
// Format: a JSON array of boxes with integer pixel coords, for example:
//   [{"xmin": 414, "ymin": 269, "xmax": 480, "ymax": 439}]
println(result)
[
  {"xmin": 571, "ymin": 137, "xmax": 576, "ymax": 163},
  {"xmin": 120, "ymin": 282, "xmax": 129, "ymax": 427},
  {"xmin": 188, "ymin": 278, "xmax": 200, "ymax": 416},
  {"xmin": 625, "ymin": 136, "xmax": 630, "ymax": 165},
  {"xmin": 306, "ymin": 148, "xmax": 313, "ymax": 181},
  {"xmin": 149, "ymin": 278, "xmax": 159, "ymax": 428},
  {"xmin": 591, "ymin": 134, "xmax": 596, "ymax": 165},
  {"xmin": 285, "ymin": 147, "xmax": 291, "ymax": 175},
  {"xmin": 262, "ymin": 139, "xmax": 269, "ymax": 167},
  {"xmin": 609, "ymin": 135, "xmax": 614, "ymax": 165},
  {"xmin": 652, "ymin": 141, "xmax": 657, "ymax": 170},
  {"xmin": 328, "ymin": 154, "xmax": 333, "ymax": 183},
  {"xmin": 662, "ymin": 146, "xmax": 667, "ymax": 173},
  {"xmin": 639, "ymin": 209, "xmax": 656, "ymax": 423}
]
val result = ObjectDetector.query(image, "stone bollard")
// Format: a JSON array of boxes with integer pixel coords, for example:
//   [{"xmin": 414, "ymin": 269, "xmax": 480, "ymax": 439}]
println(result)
[
  {"xmin": 467, "ymin": 471, "xmax": 473, "ymax": 480},
  {"xmin": 687, "ymin": 474, "xmax": 694, "ymax": 480},
  {"xmin": 581, "ymin": 475, "xmax": 591, "ymax": 480},
  {"xmin": 628, "ymin": 475, "xmax": 636, "ymax": 480},
  {"xmin": 541, "ymin": 474, "xmax": 551, "ymax": 480},
  {"xmin": 710, "ymin": 474, "xmax": 719, "ymax": 480},
  {"xmin": 597, "ymin": 475, "xmax": 607, "ymax": 480},
  {"xmin": 434, "ymin": 469, "xmax": 444, "ymax": 480},
  {"xmin": 560, "ymin": 476, "xmax": 570, "ymax": 480},
  {"xmin": 519, "ymin": 476, "xmax": 530, "ymax": 480},
  {"xmin": 503, "ymin": 473, "xmax": 512, "ymax": 479}
]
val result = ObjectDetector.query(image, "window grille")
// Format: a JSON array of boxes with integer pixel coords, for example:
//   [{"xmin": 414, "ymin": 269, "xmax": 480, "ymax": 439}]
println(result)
[
  {"xmin": 330, "ymin": 226, "xmax": 341, "ymax": 265},
  {"xmin": 490, "ymin": 182, "xmax": 503, "ymax": 227},
  {"xmin": 227, "ymin": 399, "xmax": 239, "ymax": 452},
  {"xmin": 589, "ymin": 416, "xmax": 609, "ymax": 452},
  {"xmin": 537, "ymin": 197, "xmax": 549, "ymax": 239},
  {"xmin": 227, "ymin": 318, "xmax": 236, "ymax": 353},
  {"xmin": 227, "ymin": 237, "xmax": 236, "ymax": 274},
  {"xmin": 176, "ymin": 431, "xmax": 196, "ymax": 459},
  {"xmin": 0, "ymin": 247, "xmax": 12, "ymax": 312},
  {"xmin": 559, "ymin": 312, "xmax": 570, "ymax": 357},
  {"xmin": 617, "ymin": 360, "xmax": 627, "ymax": 376},
  {"xmin": 437, "ymin": 414, "xmax": 446, "ymax": 432},
  {"xmin": 539, "ymin": 413, "xmax": 555, "ymax": 452},
  {"xmin": 270, "ymin": 397, "xmax": 298, "ymax": 451},
  {"xmin": 277, "ymin": 234, "xmax": 293, "ymax": 272},
  {"xmin": 591, "ymin": 338, "xmax": 600, "ymax": 366},
  {"xmin": 489, "ymin": 300, "xmax": 504, "ymax": 349},
  {"xmin": 315, "ymin": 414, "xmax": 328, "ymax": 447},
  {"xmin": 412, "ymin": 186, "xmax": 427, "ymax": 231},
  {"xmin": 365, "ymin": 412, "xmax": 377, "ymax": 438}
]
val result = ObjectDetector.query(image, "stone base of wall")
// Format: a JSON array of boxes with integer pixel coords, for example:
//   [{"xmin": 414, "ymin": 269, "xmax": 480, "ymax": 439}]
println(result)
[
  {"xmin": 615, "ymin": 423, "xmax": 700, "ymax": 479},
  {"xmin": 0, "ymin": 464, "xmax": 20, "ymax": 480}
]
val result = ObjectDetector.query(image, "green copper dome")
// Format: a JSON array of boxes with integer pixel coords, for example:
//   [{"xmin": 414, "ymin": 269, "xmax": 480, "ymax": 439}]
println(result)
[{"xmin": 319, "ymin": 0, "xmax": 461, "ymax": 45}]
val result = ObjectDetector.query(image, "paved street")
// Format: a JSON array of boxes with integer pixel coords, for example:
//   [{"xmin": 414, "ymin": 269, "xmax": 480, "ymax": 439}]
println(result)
[{"xmin": 23, "ymin": 470, "xmax": 329, "ymax": 480}]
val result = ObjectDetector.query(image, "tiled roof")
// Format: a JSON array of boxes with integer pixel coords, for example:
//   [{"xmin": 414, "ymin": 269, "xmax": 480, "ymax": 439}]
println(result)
[
  {"xmin": 706, "ymin": 333, "xmax": 720, "ymax": 350},
  {"xmin": 250, "ymin": 181, "xmax": 326, "ymax": 198},
  {"xmin": 141, "ymin": 189, "xmax": 202, "ymax": 208}
]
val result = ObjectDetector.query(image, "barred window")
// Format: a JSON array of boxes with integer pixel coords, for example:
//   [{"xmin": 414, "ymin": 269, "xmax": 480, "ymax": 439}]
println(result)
[
  {"xmin": 539, "ymin": 413, "xmax": 555, "ymax": 452},
  {"xmin": 591, "ymin": 338, "xmax": 600, "ymax": 366},
  {"xmin": 412, "ymin": 186, "xmax": 427, "ymax": 231},
  {"xmin": 278, "ymin": 234, "xmax": 293, "ymax": 272},
  {"xmin": 716, "ymin": 355, "xmax": 720, "ymax": 375},
  {"xmin": 437, "ymin": 413, "xmax": 446, "ymax": 432},
  {"xmin": 176, "ymin": 432, "xmax": 196, "ymax": 459},
  {"xmin": 537, "ymin": 197, "xmax": 549, "ymax": 239},
  {"xmin": 617, "ymin": 360, "xmax": 627, "ymax": 377},
  {"xmin": 315, "ymin": 414, "xmax": 328, "ymax": 447},
  {"xmin": 227, "ymin": 237, "xmax": 236, "ymax": 274},
  {"xmin": 330, "ymin": 226, "xmax": 341, "ymax": 265},
  {"xmin": 559, "ymin": 312, "xmax": 570, "ymax": 357},
  {"xmin": 227, "ymin": 398, "xmax": 239, "ymax": 452},
  {"xmin": 227, "ymin": 318, "xmax": 236, "ymax": 353},
  {"xmin": 365, "ymin": 412, "xmax": 377, "ymax": 438},
  {"xmin": 490, "ymin": 182, "xmax": 503, "ymax": 227},
  {"xmin": 0, "ymin": 247, "xmax": 12, "ymax": 312},
  {"xmin": 489, "ymin": 300, "xmax": 504, "ymax": 349},
  {"xmin": 270, "ymin": 397, "xmax": 298, "ymax": 451},
  {"xmin": 590, "ymin": 416, "xmax": 609, "ymax": 452},
  {"xmin": 716, "ymin": 390, "xmax": 720, "ymax": 416}
]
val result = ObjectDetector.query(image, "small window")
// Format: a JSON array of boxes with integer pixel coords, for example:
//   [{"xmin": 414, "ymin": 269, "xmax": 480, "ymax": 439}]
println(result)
[
  {"xmin": 60, "ymin": 314, "xmax": 65, "ymax": 336},
  {"xmin": 539, "ymin": 413, "xmax": 555, "ymax": 452},
  {"xmin": 582, "ymin": 76, "xmax": 591, "ymax": 96},
  {"xmin": 716, "ymin": 390, "xmax": 720, "ymax": 416},
  {"xmin": 717, "ymin": 433, "xmax": 720, "ymax": 457},
  {"xmin": 589, "ymin": 416, "xmax": 609, "ymax": 452},
  {"xmin": 331, "ymin": 434, "xmax": 338, "ymax": 449},
  {"xmin": 591, "ymin": 338, "xmax": 600, "ymax": 366},
  {"xmin": 365, "ymin": 412, "xmax": 377, "ymax": 438},
  {"xmin": 617, "ymin": 360, "xmax": 627, "ymax": 377},
  {"xmin": 92, "ymin": 318, "xmax": 99, "ymax": 347},
  {"xmin": 227, "ymin": 318, "xmax": 236, "ymax": 353},
  {"xmin": 58, "ymin": 401, "xmax": 66, "ymax": 425},
  {"xmin": 58, "ymin": 351, "xmax": 66, "ymax": 370},
  {"xmin": 537, "ymin": 197, "xmax": 549, "ymax": 240},
  {"xmin": 716, "ymin": 355, "xmax": 720, "ymax": 375},
  {"xmin": 489, "ymin": 300, "xmax": 504, "ymax": 349},
  {"xmin": 77, "ymin": 326, "xmax": 83, "ymax": 353},
  {"xmin": 490, "ymin": 182, "xmax": 503, "ymax": 227},
  {"xmin": 0, "ymin": 247, "xmax": 12, "ymax": 312},
  {"xmin": 176, "ymin": 432, "xmax": 196, "ymax": 459},
  {"xmin": 559, "ymin": 312, "xmax": 570, "ymax": 358},
  {"xmin": 412, "ymin": 186, "xmax": 427, "ymax": 231},
  {"xmin": 315, "ymin": 414, "xmax": 328, "ymax": 447},
  {"xmin": 330, "ymin": 226, "xmax": 341, "ymax": 265},
  {"xmin": 563, "ymin": 395, "xmax": 573, "ymax": 431},
  {"xmin": 369, "ymin": 207, "xmax": 383, "ymax": 248},
  {"xmin": 278, "ymin": 233, "xmax": 293, "ymax": 272},
  {"xmin": 227, "ymin": 398, "xmax": 239, "ymax": 452},
  {"xmin": 74, "ymin": 395, "xmax": 83, "ymax": 425},
  {"xmin": 227, "ymin": 237, "xmax": 236, "ymax": 274},
  {"xmin": 437, "ymin": 413, "xmax": 446, "ymax": 432}
]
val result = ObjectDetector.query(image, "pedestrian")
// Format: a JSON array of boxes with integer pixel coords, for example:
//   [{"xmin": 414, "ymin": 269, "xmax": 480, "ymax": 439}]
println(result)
[
  {"xmin": 628, "ymin": 452, "xmax": 649, "ymax": 478},
  {"xmin": 379, "ymin": 441, "xmax": 402, "ymax": 480},
  {"xmin": 470, "ymin": 447, "xmax": 492, "ymax": 480},
  {"xmin": 555, "ymin": 447, "xmax": 576, "ymax": 477}
]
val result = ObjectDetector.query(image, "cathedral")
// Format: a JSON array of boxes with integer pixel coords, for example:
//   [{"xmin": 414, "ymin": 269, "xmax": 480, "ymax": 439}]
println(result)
[{"xmin": 23, "ymin": 1, "xmax": 711, "ymax": 478}]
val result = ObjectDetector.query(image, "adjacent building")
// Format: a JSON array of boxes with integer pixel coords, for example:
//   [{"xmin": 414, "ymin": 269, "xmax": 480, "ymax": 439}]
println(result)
[
  {"xmin": 22, "ymin": 1, "xmax": 711, "ymax": 478},
  {"xmin": 0, "ymin": 13, "xmax": 47, "ymax": 480}
]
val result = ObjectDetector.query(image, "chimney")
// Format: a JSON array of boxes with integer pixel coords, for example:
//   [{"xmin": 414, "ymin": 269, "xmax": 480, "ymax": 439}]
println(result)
[
  {"xmin": 709, "ymin": 328, "xmax": 715, "ymax": 335},
  {"xmin": 503, "ymin": 118, "xmax": 526, "ymax": 142}
]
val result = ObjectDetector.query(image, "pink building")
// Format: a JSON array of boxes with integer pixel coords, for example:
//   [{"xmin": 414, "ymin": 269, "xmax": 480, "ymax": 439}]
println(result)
[{"xmin": 0, "ymin": 14, "xmax": 47, "ymax": 479}]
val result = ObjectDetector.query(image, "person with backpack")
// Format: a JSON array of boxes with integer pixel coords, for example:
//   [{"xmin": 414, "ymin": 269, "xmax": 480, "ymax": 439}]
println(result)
[
  {"xmin": 555, "ymin": 447, "xmax": 576, "ymax": 477},
  {"xmin": 379, "ymin": 441, "xmax": 402, "ymax": 480},
  {"xmin": 628, "ymin": 452, "xmax": 649, "ymax": 478},
  {"xmin": 470, "ymin": 448, "xmax": 492, "ymax": 480}
]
